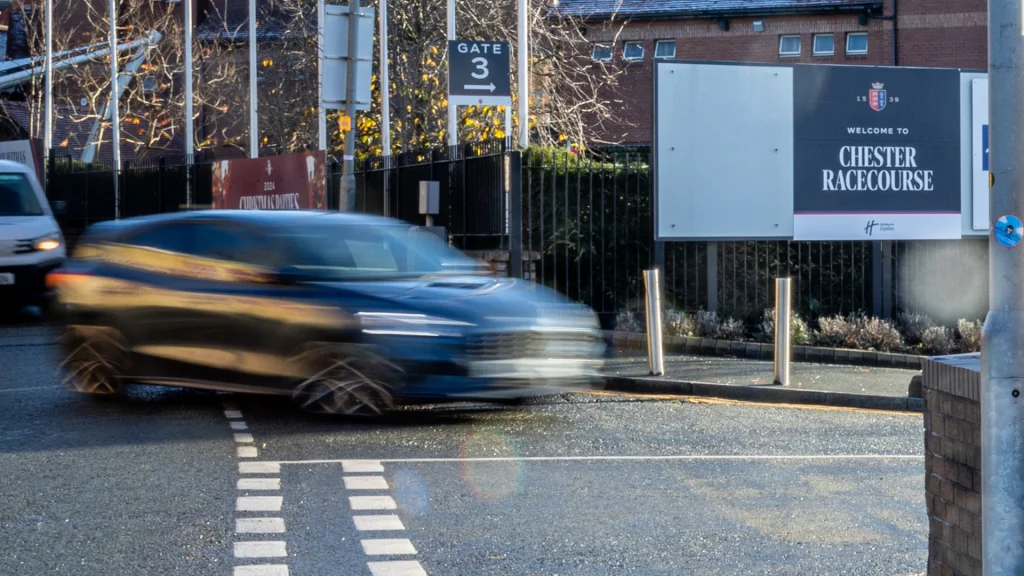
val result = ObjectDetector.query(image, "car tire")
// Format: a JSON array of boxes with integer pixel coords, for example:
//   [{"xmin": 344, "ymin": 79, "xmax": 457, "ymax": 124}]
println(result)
[
  {"xmin": 289, "ymin": 342, "xmax": 403, "ymax": 417},
  {"xmin": 59, "ymin": 325, "xmax": 129, "ymax": 396}
]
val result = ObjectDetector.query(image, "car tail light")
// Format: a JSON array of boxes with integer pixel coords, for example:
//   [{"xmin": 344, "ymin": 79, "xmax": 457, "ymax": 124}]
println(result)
[{"xmin": 45, "ymin": 269, "xmax": 89, "ymax": 289}]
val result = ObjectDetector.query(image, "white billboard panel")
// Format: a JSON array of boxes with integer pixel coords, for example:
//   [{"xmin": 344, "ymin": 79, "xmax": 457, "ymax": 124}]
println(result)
[{"xmin": 322, "ymin": 5, "xmax": 375, "ymax": 111}]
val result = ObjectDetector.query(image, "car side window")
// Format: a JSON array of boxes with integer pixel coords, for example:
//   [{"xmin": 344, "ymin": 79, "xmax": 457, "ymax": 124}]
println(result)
[
  {"xmin": 189, "ymin": 224, "xmax": 282, "ymax": 269},
  {"xmin": 128, "ymin": 222, "xmax": 198, "ymax": 254}
]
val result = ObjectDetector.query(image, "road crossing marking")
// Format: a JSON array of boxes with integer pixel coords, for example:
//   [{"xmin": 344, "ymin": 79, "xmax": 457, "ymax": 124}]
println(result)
[
  {"xmin": 236, "ymin": 518, "xmax": 287, "ymax": 534},
  {"xmin": 361, "ymin": 539, "xmax": 417, "ymax": 555},
  {"xmin": 344, "ymin": 476, "xmax": 389, "ymax": 490},
  {"xmin": 367, "ymin": 561, "xmax": 428, "ymax": 576},
  {"xmin": 353, "ymin": 515, "xmax": 406, "ymax": 531},
  {"xmin": 238, "ymin": 478, "xmax": 281, "ymax": 490},
  {"xmin": 349, "ymin": 496, "xmax": 398, "ymax": 510},
  {"xmin": 234, "ymin": 541, "xmax": 288, "ymax": 558}
]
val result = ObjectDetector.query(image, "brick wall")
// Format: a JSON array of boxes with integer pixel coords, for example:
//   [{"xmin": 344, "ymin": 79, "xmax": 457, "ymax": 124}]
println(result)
[
  {"xmin": 922, "ymin": 354, "xmax": 982, "ymax": 576},
  {"xmin": 586, "ymin": 0, "xmax": 989, "ymax": 145}
]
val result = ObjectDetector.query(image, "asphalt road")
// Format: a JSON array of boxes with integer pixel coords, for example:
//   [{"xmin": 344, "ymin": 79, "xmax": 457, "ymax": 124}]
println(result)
[{"xmin": 0, "ymin": 317, "xmax": 928, "ymax": 576}]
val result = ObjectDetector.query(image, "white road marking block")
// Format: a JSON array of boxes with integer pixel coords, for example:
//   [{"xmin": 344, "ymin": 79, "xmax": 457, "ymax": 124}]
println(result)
[
  {"xmin": 353, "ymin": 515, "xmax": 405, "ymax": 531},
  {"xmin": 234, "ymin": 433, "xmax": 256, "ymax": 444},
  {"xmin": 240, "ymin": 462, "xmax": 280, "ymax": 474},
  {"xmin": 224, "ymin": 410, "xmax": 244, "ymax": 419},
  {"xmin": 342, "ymin": 460, "xmax": 385, "ymax": 473},
  {"xmin": 238, "ymin": 446, "xmax": 259, "ymax": 458},
  {"xmin": 237, "ymin": 496, "xmax": 283, "ymax": 512},
  {"xmin": 234, "ymin": 541, "xmax": 287, "ymax": 558},
  {"xmin": 238, "ymin": 478, "xmax": 281, "ymax": 490},
  {"xmin": 367, "ymin": 560, "xmax": 428, "ymax": 576},
  {"xmin": 344, "ymin": 476, "xmax": 389, "ymax": 490},
  {"xmin": 230, "ymin": 421, "xmax": 249, "ymax": 430},
  {"xmin": 236, "ymin": 517, "xmax": 286, "ymax": 534},
  {"xmin": 233, "ymin": 565, "xmax": 289, "ymax": 576},
  {"xmin": 361, "ymin": 539, "xmax": 417, "ymax": 555},
  {"xmin": 350, "ymin": 496, "xmax": 397, "ymax": 510}
]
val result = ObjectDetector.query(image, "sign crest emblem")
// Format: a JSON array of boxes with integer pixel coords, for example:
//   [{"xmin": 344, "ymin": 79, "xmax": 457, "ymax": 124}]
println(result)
[{"xmin": 869, "ymin": 82, "xmax": 887, "ymax": 112}]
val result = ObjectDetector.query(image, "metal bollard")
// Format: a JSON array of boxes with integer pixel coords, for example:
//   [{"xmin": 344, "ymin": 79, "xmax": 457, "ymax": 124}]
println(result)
[
  {"xmin": 773, "ymin": 278, "xmax": 792, "ymax": 386},
  {"xmin": 643, "ymin": 269, "xmax": 665, "ymax": 376}
]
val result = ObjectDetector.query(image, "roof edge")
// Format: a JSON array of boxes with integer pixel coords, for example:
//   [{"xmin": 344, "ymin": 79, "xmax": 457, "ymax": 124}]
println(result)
[{"xmin": 559, "ymin": 2, "xmax": 882, "ymax": 23}]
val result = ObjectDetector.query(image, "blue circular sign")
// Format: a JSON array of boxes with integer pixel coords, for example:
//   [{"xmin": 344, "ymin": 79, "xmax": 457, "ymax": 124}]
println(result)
[{"xmin": 995, "ymin": 215, "xmax": 1024, "ymax": 248}]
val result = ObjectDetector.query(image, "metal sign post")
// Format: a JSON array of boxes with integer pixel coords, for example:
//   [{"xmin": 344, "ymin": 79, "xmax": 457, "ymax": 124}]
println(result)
[{"xmin": 982, "ymin": 0, "xmax": 1024, "ymax": 572}]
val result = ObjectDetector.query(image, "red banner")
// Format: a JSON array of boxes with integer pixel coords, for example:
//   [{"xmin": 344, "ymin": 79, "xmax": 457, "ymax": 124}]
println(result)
[{"xmin": 211, "ymin": 151, "xmax": 327, "ymax": 210}]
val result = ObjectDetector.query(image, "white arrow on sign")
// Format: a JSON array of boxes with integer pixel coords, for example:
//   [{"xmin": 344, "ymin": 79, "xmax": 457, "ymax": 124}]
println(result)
[{"xmin": 464, "ymin": 83, "xmax": 496, "ymax": 92}]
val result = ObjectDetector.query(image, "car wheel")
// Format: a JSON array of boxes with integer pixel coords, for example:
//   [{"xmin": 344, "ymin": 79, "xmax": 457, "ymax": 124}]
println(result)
[
  {"xmin": 58, "ymin": 325, "xmax": 128, "ymax": 396},
  {"xmin": 289, "ymin": 342, "xmax": 403, "ymax": 417}
]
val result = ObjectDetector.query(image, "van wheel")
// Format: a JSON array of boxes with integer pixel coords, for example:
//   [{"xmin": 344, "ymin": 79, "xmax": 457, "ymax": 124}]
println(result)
[
  {"xmin": 289, "ymin": 343, "xmax": 402, "ymax": 417},
  {"xmin": 59, "ymin": 325, "xmax": 128, "ymax": 395}
]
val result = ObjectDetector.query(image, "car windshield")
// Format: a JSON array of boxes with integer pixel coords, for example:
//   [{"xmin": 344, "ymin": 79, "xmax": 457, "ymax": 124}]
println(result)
[
  {"xmin": 278, "ymin": 222, "xmax": 488, "ymax": 280},
  {"xmin": 0, "ymin": 173, "xmax": 43, "ymax": 216}
]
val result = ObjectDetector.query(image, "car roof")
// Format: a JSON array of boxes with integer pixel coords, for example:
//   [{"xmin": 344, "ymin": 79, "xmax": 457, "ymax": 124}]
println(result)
[
  {"xmin": 0, "ymin": 160, "xmax": 35, "ymax": 175},
  {"xmin": 90, "ymin": 210, "xmax": 400, "ymax": 236}
]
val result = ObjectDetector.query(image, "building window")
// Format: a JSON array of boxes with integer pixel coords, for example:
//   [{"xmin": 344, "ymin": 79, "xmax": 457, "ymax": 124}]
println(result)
[
  {"xmin": 813, "ymin": 34, "xmax": 835, "ymax": 56},
  {"xmin": 654, "ymin": 40, "xmax": 676, "ymax": 59},
  {"xmin": 591, "ymin": 44, "xmax": 612, "ymax": 62},
  {"xmin": 779, "ymin": 35, "xmax": 801, "ymax": 57},
  {"xmin": 623, "ymin": 41, "xmax": 644, "ymax": 61},
  {"xmin": 846, "ymin": 32, "xmax": 868, "ymax": 55}
]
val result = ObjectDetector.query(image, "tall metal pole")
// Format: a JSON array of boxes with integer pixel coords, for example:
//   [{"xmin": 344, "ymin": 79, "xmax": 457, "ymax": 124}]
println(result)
[
  {"xmin": 317, "ymin": 0, "xmax": 326, "ymax": 152},
  {"xmin": 379, "ymin": 0, "xmax": 390, "ymax": 156},
  {"xmin": 773, "ymin": 278, "xmax": 792, "ymax": 386},
  {"xmin": 446, "ymin": 0, "xmax": 456, "ymax": 147},
  {"xmin": 248, "ymin": 0, "xmax": 258, "ymax": 159},
  {"xmin": 184, "ymin": 0, "xmax": 194, "ymax": 207},
  {"xmin": 643, "ymin": 269, "xmax": 664, "ymax": 376},
  {"xmin": 108, "ymin": 0, "xmax": 121, "ymax": 218},
  {"xmin": 43, "ymin": 0, "xmax": 53, "ymax": 154},
  {"xmin": 517, "ymin": 0, "xmax": 528, "ymax": 149},
  {"xmin": 338, "ymin": 0, "xmax": 360, "ymax": 211},
  {"xmin": 982, "ymin": 0, "xmax": 1024, "ymax": 572}
]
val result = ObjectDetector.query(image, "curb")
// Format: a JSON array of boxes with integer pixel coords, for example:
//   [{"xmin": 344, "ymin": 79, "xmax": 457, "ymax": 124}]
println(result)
[
  {"xmin": 604, "ymin": 331, "xmax": 927, "ymax": 371},
  {"xmin": 602, "ymin": 375, "xmax": 925, "ymax": 413}
]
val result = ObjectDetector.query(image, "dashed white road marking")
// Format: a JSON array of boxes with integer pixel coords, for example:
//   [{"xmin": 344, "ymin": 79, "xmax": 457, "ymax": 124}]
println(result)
[
  {"xmin": 350, "ymin": 495, "xmax": 398, "ymax": 511},
  {"xmin": 234, "ymin": 433, "xmax": 256, "ymax": 444},
  {"xmin": 353, "ymin": 515, "xmax": 406, "ymax": 531},
  {"xmin": 344, "ymin": 476, "xmax": 389, "ymax": 490},
  {"xmin": 236, "ymin": 518, "xmax": 286, "ymax": 534},
  {"xmin": 234, "ymin": 541, "xmax": 288, "ymax": 558},
  {"xmin": 224, "ymin": 410, "xmax": 244, "ymax": 419},
  {"xmin": 230, "ymin": 421, "xmax": 250, "ymax": 430},
  {"xmin": 341, "ymin": 460, "xmax": 385, "ymax": 473},
  {"xmin": 238, "ymin": 478, "xmax": 281, "ymax": 490},
  {"xmin": 361, "ymin": 539, "xmax": 417, "ymax": 555},
  {"xmin": 233, "ymin": 565, "xmax": 289, "ymax": 576},
  {"xmin": 367, "ymin": 560, "xmax": 428, "ymax": 576},
  {"xmin": 240, "ymin": 462, "xmax": 281, "ymax": 474},
  {"xmin": 237, "ymin": 496, "xmax": 284, "ymax": 512},
  {"xmin": 238, "ymin": 446, "xmax": 259, "ymax": 458}
]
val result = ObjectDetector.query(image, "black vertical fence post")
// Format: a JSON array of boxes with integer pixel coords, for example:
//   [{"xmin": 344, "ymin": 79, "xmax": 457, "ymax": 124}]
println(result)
[{"xmin": 509, "ymin": 151, "xmax": 523, "ymax": 279}]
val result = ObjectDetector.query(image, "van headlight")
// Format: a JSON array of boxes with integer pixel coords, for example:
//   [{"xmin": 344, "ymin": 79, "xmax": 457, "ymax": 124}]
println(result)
[
  {"xmin": 355, "ymin": 312, "xmax": 474, "ymax": 337},
  {"xmin": 34, "ymin": 234, "xmax": 62, "ymax": 252}
]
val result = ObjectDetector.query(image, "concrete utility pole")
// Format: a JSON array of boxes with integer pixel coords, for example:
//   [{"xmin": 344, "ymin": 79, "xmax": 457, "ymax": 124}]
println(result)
[
  {"xmin": 517, "ymin": 0, "xmax": 528, "ymax": 149},
  {"xmin": 446, "ymin": 0, "xmax": 456, "ymax": 147},
  {"xmin": 43, "ymin": 0, "xmax": 53, "ymax": 155},
  {"xmin": 338, "ymin": 0, "xmax": 361, "ymax": 211},
  {"xmin": 248, "ymin": 0, "xmax": 258, "ymax": 158},
  {"xmin": 982, "ymin": 0, "xmax": 1024, "ymax": 573}
]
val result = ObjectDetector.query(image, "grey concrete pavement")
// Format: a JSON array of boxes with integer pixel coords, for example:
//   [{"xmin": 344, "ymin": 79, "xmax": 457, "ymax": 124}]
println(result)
[{"xmin": 0, "ymin": 320, "xmax": 928, "ymax": 575}]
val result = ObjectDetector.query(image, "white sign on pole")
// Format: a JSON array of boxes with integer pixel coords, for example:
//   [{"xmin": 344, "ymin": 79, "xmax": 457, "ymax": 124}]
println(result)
[
  {"xmin": 322, "ymin": 5, "xmax": 374, "ymax": 111},
  {"xmin": 972, "ymin": 78, "xmax": 990, "ymax": 231}
]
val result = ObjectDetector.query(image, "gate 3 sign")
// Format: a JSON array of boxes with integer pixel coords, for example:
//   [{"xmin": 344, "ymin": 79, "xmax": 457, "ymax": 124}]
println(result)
[
  {"xmin": 793, "ymin": 65, "xmax": 962, "ymax": 240},
  {"xmin": 448, "ymin": 40, "xmax": 511, "ymax": 106}
]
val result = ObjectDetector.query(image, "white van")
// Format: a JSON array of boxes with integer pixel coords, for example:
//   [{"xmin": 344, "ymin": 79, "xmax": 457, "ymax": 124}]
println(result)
[{"xmin": 0, "ymin": 160, "xmax": 66, "ymax": 314}]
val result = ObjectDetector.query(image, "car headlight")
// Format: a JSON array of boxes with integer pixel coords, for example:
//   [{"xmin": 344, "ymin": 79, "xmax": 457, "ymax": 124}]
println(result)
[
  {"xmin": 355, "ymin": 312, "xmax": 475, "ymax": 337},
  {"xmin": 34, "ymin": 234, "xmax": 62, "ymax": 252}
]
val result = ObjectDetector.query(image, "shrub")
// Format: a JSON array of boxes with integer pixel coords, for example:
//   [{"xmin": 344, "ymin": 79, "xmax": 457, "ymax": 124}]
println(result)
[
  {"xmin": 614, "ymin": 310, "xmax": 644, "ymax": 333},
  {"xmin": 921, "ymin": 326, "xmax": 956, "ymax": 355},
  {"xmin": 816, "ymin": 314, "xmax": 856, "ymax": 348},
  {"xmin": 760, "ymin": 308, "xmax": 811, "ymax": 345},
  {"xmin": 695, "ymin": 311, "xmax": 722, "ymax": 339},
  {"xmin": 663, "ymin": 309, "xmax": 696, "ymax": 338},
  {"xmin": 957, "ymin": 319, "xmax": 983, "ymax": 352},
  {"xmin": 851, "ymin": 314, "xmax": 904, "ymax": 352},
  {"xmin": 900, "ymin": 312, "xmax": 935, "ymax": 346},
  {"xmin": 718, "ymin": 318, "xmax": 746, "ymax": 341}
]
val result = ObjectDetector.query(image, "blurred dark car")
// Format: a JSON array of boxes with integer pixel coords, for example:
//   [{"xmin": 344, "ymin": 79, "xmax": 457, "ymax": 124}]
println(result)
[{"xmin": 48, "ymin": 210, "xmax": 605, "ymax": 415}]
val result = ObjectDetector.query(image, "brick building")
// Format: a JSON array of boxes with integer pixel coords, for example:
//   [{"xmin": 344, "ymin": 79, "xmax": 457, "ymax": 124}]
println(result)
[{"xmin": 558, "ymin": 0, "xmax": 988, "ymax": 144}]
